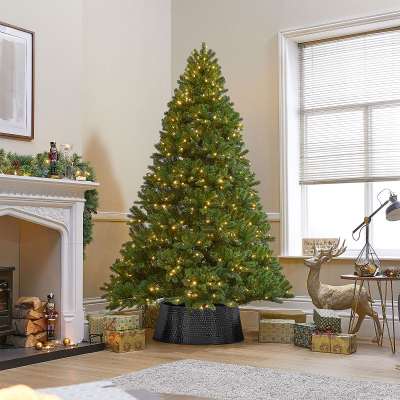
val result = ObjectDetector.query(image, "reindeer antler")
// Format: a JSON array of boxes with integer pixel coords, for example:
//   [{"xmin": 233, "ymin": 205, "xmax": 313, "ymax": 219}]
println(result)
[{"xmin": 314, "ymin": 239, "xmax": 346, "ymax": 262}]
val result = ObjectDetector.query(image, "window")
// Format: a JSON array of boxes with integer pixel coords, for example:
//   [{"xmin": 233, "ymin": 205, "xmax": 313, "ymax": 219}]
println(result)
[{"xmin": 279, "ymin": 12, "xmax": 400, "ymax": 258}]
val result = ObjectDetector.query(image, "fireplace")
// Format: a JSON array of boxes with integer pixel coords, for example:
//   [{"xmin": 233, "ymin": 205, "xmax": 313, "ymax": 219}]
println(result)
[
  {"xmin": 0, "ymin": 175, "xmax": 99, "ymax": 343},
  {"xmin": 0, "ymin": 267, "xmax": 15, "ymax": 336}
]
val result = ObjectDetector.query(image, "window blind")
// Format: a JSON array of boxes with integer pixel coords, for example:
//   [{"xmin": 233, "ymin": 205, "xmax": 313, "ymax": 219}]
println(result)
[{"xmin": 299, "ymin": 28, "xmax": 400, "ymax": 185}]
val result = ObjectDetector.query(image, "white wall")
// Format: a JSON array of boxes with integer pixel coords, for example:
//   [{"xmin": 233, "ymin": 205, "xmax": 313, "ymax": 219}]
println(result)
[
  {"xmin": 0, "ymin": 0, "xmax": 83, "ymax": 155},
  {"xmin": 82, "ymin": 0, "xmax": 171, "ymax": 298}
]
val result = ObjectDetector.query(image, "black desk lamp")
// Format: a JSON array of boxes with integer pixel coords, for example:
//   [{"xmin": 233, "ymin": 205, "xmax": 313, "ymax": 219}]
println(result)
[{"xmin": 352, "ymin": 189, "xmax": 400, "ymax": 276}]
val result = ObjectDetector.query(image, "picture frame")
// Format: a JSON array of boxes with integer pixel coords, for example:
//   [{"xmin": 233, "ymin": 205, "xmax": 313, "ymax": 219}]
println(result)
[{"xmin": 0, "ymin": 21, "xmax": 34, "ymax": 140}]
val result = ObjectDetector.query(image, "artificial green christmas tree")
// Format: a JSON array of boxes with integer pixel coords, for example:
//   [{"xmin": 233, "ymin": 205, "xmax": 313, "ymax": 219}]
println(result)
[{"xmin": 101, "ymin": 43, "xmax": 293, "ymax": 319}]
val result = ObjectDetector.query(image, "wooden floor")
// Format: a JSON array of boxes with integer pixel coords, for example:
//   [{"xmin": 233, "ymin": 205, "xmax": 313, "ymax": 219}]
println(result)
[{"xmin": 0, "ymin": 329, "xmax": 399, "ymax": 397}]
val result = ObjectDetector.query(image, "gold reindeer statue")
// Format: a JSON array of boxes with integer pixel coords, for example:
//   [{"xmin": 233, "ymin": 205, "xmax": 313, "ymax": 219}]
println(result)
[{"xmin": 304, "ymin": 240, "xmax": 382, "ymax": 339}]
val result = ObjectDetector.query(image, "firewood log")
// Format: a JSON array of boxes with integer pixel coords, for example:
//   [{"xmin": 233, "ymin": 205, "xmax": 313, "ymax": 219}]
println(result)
[
  {"xmin": 32, "ymin": 318, "xmax": 46, "ymax": 331},
  {"xmin": 6, "ymin": 334, "xmax": 38, "ymax": 348},
  {"xmin": 14, "ymin": 297, "xmax": 42, "ymax": 311},
  {"xmin": 12, "ymin": 319, "xmax": 42, "ymax": 336},
  {"xmin": 37, "ymin": 301, "xmax": 47, "ymax": 313},
  {"xmin": 12, "ymin": 308, "xmax": 44, "ymax": 320},
  {"xmin": 33, "ymin": 331, "xmax": 47, "ymax": 342}
]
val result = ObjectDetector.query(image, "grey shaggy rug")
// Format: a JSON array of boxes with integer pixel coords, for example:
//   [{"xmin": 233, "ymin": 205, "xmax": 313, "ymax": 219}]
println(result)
[{"xmin": 111, "ymin": 359, "xmax": 400, "ymax": 400}]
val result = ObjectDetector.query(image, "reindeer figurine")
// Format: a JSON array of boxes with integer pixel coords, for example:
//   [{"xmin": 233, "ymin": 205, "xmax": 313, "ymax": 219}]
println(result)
[{"xmin": 304, "ymin": 240, "xmax": 382, "ymax": 339}]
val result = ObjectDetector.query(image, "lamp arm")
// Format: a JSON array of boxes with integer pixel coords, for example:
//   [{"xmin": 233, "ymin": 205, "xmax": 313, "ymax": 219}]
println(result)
[{"xmin": 352, "ymin": 200, "xmax": 389, "ymax": 235}]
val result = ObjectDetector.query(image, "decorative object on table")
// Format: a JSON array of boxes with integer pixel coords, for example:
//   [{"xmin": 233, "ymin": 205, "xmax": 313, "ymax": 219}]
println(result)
[
  {"xmin": 352, "ymin": 189, "xmax": 400, "ymax": 277},
  {"xmin": 105, "ymin": 329, "xmax": 145, "ymax": 353},
  {"xmin": 0, "ymin": 22, "xmax": 34, "ymax": 140},
  {"xmin": 63, "ymin": 338, "xmax": 70, "ymax": 345},
  {"xmin": 142, "ymin": 305, "xmax": 159, "ymax": 328},
  {"xmin": 59, "ymin": 143, "xmax": 73, "ymax": 179},
  {"xmin": 313, "ymin": 309, "xmax": 341, "ymax": 333},
  {"xmin": 75, "ymin": 168, "xmax": 86, "ymax": 181},
  {"xmin": 302, "ymin": 238, "xmax": 339, "ymax": 256},
  {"xmin": 311, "ymin": 331, "xmax": 357, "ymax": 354},
  {"xmin": 305, "ymin": 240, "xmax": 381, "ymax": 337},
  {"xmin": 381, "ymin": 267, "xmax": 400, "ymax": 277},
  {"xmin": 294, "ymin": 322, "xmax": 319, "ymax": 348},
  {"xmin": 48, "ymin": 142, "xmax": 60, "ymax": 179},
  {"xmin": 44, "ymin": 293, "xmax": 58, "ymax": 340},
  {"xmin": 100, "ymin": 43, "xmax": 293, "ymax": 345},
  {"xmin": 154, "ymin": 302, "xmax": 244, "ymax": 345},
  {"xmin": 259, "ymin": 318, "xmax": 294, "ymax": 343},
  {"xmin": 103, "ymin": 314, "xmax": 139, "ymax": 331},
  {"xmin": 260, "ymin": 310, "xmax": 306, "ymax": 324},
  {"xmin": 0, "ymin": 148, "xmax": 99, "ymax": 259}
]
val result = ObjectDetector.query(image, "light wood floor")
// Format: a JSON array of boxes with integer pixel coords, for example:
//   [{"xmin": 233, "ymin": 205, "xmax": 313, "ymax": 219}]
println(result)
[{"xmin": 0, "ymin": 329, "xmax": 399, "ymax": 398}]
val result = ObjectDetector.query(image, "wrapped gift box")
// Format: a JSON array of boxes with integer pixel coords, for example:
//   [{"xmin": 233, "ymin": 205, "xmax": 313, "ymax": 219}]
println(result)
[
  {"xmin": 311, "ymin": 331, "xmax": 356, "ymax": 354},
  {"xmin": 313, "ymin": 309, "xmax": 341, "ymax": 333},
  {"xmin": 331, "ymin": 334, "xmax": 357, "ymax": 354},
  {"xmin": 87, "ymin": 313, "xmax": 109, "ymax": 342},
  {"xmin": 294, "ymin": 322, "xmax": 318, "ymax": 348},
  {"xmin": 259, "ymin": 319, "xmax": 295, "ymax": 343},
  {"xmin": 103, "ymin": 314, "xmax": 139, "ymax": 331},
  {"xmin": 142, "ymin": 305, "xmax": 159, "ymax": 329},
  {"xmin": 260, "ymin": 310, "xmax": 306, "ymax": 324},
  {"xmin": 105, "ymin": 329, "xmax": 146, "ymax": 353}
]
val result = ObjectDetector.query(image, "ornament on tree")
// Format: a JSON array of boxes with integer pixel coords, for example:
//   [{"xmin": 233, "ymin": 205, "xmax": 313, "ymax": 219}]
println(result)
[
  {"xmin": 101, "ymin": 43, "xmax": 293, "ymax": 313},
  {"xmin": 44, "ymin": 293, "xmax": 58, "ymax": 340}
]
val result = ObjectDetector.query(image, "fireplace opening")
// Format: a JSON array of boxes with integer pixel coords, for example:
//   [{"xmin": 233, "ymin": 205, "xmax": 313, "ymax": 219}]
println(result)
[{"xmin": 0, "ymin": 216, "xmax": 61, "ymax": 339}]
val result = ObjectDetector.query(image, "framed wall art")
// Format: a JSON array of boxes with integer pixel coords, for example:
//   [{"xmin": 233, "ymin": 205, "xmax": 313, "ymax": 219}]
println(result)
[{"xmin": 0, "ymin": 21, "xmax": 34, "ymax": 140}]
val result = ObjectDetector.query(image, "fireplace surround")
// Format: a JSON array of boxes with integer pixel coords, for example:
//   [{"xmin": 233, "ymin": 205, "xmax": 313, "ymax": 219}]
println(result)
[{"xmin": 0, "ymin": 174, "xmax": 99, "ymax": 343}]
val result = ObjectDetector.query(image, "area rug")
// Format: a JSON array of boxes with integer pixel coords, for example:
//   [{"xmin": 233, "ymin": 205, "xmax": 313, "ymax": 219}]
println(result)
[{"xmin": 111, "ymin": 359, "xmax": 400, "ymax": 400}]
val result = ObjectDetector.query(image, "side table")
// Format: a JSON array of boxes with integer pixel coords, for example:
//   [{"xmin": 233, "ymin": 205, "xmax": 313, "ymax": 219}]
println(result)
[{"xmin": 341, "ymin": 274, "xmax": 400, "ymax": 353}]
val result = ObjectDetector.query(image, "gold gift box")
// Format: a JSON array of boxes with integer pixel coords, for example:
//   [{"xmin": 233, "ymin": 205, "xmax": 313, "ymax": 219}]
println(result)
[
  {"xmin": 311, "ymin": 332, "xmax": 356, "ymax": 355},
  {"xmin": 105, "ymin": 329, "xmax": 146, "ymax": 353},
  {"xmin": 260, "ymin": 310, "xmax": 306, "ymax": 324}
]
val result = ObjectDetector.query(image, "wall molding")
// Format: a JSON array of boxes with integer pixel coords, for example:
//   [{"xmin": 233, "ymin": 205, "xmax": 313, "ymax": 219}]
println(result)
[
  {"xmin": 83, "ymin": 295, "xmax": 397, "ymax": 338},
  {"xmin": 92, "ymin": 212, "xmax": 129, "ymax": 222},
  {"xmin": 92, "ymin": 211, "xmax": 280, "ymax": 222}
]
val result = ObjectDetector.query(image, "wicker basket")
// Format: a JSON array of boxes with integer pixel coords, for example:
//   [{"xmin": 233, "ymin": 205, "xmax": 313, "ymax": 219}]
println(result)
[{"xmin": 153, "ymin": 303, "xmax": 244, "ymax": 345}]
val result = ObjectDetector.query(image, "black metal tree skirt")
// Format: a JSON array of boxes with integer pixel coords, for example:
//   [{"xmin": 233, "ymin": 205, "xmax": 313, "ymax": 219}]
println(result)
[{"xmin": 153, "ymin": 302, "xmax": 244, "ymax": 345}]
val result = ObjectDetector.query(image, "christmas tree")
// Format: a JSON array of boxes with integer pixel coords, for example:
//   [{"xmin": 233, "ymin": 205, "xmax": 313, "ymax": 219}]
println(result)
[{"xmin": 101, "ymin": 43, "xmax": 293, "ymax": 311}]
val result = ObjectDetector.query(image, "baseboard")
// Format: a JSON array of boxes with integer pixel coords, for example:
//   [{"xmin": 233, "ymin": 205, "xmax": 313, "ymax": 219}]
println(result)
[
  {"xmin": 83, "ymin": 296, "xmax": 398, "ymax": 339},
  {"xmin": 240, "ymin": 296, "xmax": 399, "ymax": 339}
]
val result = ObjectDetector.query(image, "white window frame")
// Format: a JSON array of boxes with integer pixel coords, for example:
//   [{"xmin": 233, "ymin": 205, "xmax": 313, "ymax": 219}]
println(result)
[{"xmin": 279, "ymin": 9, "xmax": 400, "ymax": 258}]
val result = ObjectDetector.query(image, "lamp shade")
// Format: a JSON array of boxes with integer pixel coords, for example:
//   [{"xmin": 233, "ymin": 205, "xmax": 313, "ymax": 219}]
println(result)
[{"xmin": 386, "ymin": 195, "xmax": 400, "ymax": 221}]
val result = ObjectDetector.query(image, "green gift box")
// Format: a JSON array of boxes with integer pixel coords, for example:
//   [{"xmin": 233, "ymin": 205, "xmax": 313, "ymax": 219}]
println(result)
[
  {"xmin": 103, "ymin": 314, "xmax": 140, "ymax": 331},
  {"xmin": 259, "ymin": 318, "xmax": 294, "ymax": 343},
  {"xmin": 105, "ymin": 329, "xmax": 145, "ymax": 353},
  {"xmin": 294, "ymin": 322, "xmax": 318, "ymax": 348},
  {"xmin": 313, "ymin": 309, "xmax": 341, "ymax": 333}
]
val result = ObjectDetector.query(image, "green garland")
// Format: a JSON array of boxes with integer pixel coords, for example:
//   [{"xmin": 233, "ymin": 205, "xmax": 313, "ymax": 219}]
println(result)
[{"xmin": 0, "ymin": 148, "xmax": 99, "ymax": 259}]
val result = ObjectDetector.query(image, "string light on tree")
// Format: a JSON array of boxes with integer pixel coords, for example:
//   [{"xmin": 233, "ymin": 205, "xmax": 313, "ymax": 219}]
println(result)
[{"xmin": 101, "ymin": 43, "xmax": 293, "ymax": 312}]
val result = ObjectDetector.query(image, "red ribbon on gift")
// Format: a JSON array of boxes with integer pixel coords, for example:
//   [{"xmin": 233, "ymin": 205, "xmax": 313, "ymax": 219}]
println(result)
[{"xmin": 312, "ymin": 329, "xmax": 336, "ymax": 352}]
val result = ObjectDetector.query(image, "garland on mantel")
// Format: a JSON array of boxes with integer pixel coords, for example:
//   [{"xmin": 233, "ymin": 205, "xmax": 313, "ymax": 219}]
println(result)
[{"xmin": 0, "ymin": 148, "xmax": 99, "ymax": 259}]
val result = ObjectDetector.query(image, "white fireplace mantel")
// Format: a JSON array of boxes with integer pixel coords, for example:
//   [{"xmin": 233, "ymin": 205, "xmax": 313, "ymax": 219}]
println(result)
[{"xmin": 0, "ymin": 174, "xmax": 99, "ymax": 343}]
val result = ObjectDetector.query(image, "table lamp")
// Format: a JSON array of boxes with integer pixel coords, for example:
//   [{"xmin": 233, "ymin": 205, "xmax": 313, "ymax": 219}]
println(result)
[{"xmin": 352, "ymin": 189, "xmax": 400, "ymax": 276}]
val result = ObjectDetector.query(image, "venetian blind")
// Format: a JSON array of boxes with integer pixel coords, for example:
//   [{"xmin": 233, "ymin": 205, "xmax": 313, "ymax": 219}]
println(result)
[{"xmin": 299, "ymin": 28, "xmax": 400, "ymax": 185}]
